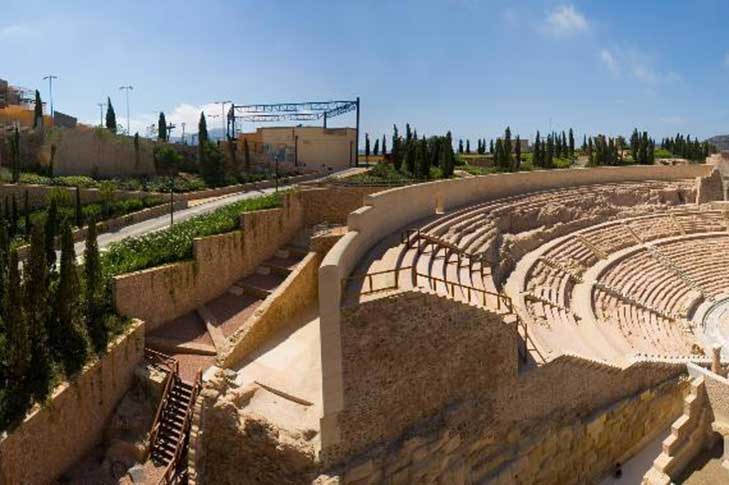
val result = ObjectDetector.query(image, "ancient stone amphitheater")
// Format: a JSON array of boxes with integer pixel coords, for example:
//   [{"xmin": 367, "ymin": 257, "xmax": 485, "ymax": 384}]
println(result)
[{"xmin": 312, "ymin": 163, "xmax": 729, "ymax": 484}]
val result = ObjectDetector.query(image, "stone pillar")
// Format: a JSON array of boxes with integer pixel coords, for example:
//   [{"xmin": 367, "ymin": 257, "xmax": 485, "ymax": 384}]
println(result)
[{"xmin": 712, "ymin": 346, "xmax": 723, "ymax": 376}]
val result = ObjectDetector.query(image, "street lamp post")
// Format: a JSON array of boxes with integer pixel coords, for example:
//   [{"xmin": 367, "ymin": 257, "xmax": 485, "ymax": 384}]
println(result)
[
  {"xmin": 97, "ymin": 102, "xmax": 105, "ymax": 127},
  {"xmin": 214, "ymin": 100, "xmax": 231, "ymax": 139},
  {"xmin": 119, "ymin": 85, "xmax": 133, "ymax": 135},
  {"xmin": 43, "ymin": 75, "xmax": 58, "ymax": 124}
]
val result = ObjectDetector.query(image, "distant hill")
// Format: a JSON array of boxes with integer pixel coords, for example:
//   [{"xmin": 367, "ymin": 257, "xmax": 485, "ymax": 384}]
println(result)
[{"xmin": 706, "ymin": 135, "xmax": 729, "ymax": 151}]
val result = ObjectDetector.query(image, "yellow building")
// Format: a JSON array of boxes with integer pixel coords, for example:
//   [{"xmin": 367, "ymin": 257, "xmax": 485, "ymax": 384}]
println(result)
[{"xmin": 238, "ymin": 126, "xmax": 357, "ymax": 172}]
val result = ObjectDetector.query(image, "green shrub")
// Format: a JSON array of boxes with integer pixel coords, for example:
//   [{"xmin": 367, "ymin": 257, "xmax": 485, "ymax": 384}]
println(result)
[{"xmin": 101, "ymin": 192, "xmax": 283, "ymax": 276}]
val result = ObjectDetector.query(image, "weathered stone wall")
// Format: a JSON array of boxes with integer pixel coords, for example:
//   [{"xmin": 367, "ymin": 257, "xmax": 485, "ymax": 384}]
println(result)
[
  {"xmin": 46, "ymin": 127, "xmax": 156, "ymax": 177},
  {"xmin": 0, "ymin": 321, "xmax": 145, "ymax": 485},
  {"xmin": 696, "ymin": 168, "xmax": 724, "ymax": 204},
  {"xmin": 113, "ymin": 192, "xmax": 305, "ymax": 330},
  {"xmin": 191, "ymin": 375, "xmax": 319, "ymax": 485},
  {"xmin": 220, "ymin": 251, "xmax": 320, "ymax": 368},
  {"xmin": 300, "ymin": 186, "xmax": 383, "ymax": 226},
  {"xmin": 320, "ymin": 376, "xmax": 686, "ymax": 484},
  {"xmin": 327, "ymin": 289, "xmax": 518, "ymax": 464}
]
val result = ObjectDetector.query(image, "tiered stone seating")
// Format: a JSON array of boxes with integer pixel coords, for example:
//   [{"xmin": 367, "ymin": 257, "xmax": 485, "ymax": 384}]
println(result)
[
  {"xmin": 658, "ymin": 235, "xmax": 729, "ymax": 298},
  {"xmin": 672, "ymin": 211, "xmax": 725, "ymax": 234},
  {"xmin": 580, "ymin": 223, "xmax": 637, "ymax": 256},
  {"xmin": 625, "ymin": 214, "xmax": 679, "ymax": 242}
]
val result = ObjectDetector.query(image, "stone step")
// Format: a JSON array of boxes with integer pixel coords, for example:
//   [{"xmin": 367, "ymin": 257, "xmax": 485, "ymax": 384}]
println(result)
[{"xmin": 146, "ymin": 336, "xmax": 217, "ymax": 356}]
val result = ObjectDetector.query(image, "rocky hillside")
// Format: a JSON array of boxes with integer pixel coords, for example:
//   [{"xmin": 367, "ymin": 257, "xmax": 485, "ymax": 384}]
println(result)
[{"xmin": 706, "ymin": 135, "xmax": 729, "ymax": 151}]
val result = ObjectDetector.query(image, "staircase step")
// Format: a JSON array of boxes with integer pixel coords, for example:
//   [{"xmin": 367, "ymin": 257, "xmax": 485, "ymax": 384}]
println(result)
[
  {"xmin": 196, "ymin": 304, "xmax": 228, "ymax": 352},
  {"xmin": 256, "ymin": 265, "xmax": 271, "ymax": 276},
  {"xmin": 275, "ymin": 248, "xmax": 290, "ymax": 259}
]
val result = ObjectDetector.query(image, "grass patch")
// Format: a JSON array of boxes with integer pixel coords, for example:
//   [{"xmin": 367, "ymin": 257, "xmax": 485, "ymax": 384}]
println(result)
[{"xmin": 101, "ymin": 192, "xmax": 283, "ymax": 276}]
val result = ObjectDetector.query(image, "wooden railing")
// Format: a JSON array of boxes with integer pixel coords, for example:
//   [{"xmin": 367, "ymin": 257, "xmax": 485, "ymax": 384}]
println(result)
[
  {"xmin": 414, "ymin": 271, "xmax": 513, "ymax": 312},
  {"xmin": 402, "ymin": 228, "xmax": 489, "ymax": 277},
  {"xmin": 158, "ymin": 369, "xmax": 203, "ymax": 485},
  {"xmin": 342, "ymin": 266, "xmax": 414, "ymax": 294},
  {"xmin": 146, "ymin": 349, "xmax": 179, "ymax": 462}
]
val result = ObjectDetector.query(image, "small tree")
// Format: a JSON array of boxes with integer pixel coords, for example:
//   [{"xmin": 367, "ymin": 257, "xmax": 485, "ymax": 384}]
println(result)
[
  {"xmin": 10, "ymin": 195, "xmax": 18, "ymax": 239},
  {"xmin": 25, "ymin": 223, "xmax": 51, "ymax": 398},
  {"xmin": 23, "ymin": 190, "xmax": 30, "ymax": 237},
  {"xmin": 33, "ymin": 90, "xmax": 44, "ymax": 129},
  {"xmin": 199, "ymin": 142, "xmax": 226, "ymax": 186},
  {"xmin": 6, "ymin": 249, "xmax": 29, "ymax": 386},
  {"xmin": 198, "ymin": 112, "xmax": 209, "ymax": 163},
  {"xmin": 158, "ymin": 112, "xmax": 168, "ymax": 141},
  {"xmin": 75, "ymin": 186, "xmax": 83, "ymax": 227},
  {"xmin": 44, "ymin": 197, "xmax": 58, "ymax": 269},
  {"xmin": 54, "ymin": 222, "xmax": 86, "ymax": 374},
  {"xmin": 105, "ymin": 97, "xmax": 117, "ymax": 133},
  {"xmin": 84, "ymin": 219, "xmax": 105, "ymax": 351},
  {"xmin": 10, "ymin": 126, "xmax": 20, "ymax": 183}
]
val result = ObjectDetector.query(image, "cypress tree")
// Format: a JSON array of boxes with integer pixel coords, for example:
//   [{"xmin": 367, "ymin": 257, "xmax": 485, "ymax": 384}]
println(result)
[
  {"xmin": 504, "ymin": 127, "xmax": 513, "ymax": 167},
  {"xmin": 373, "ymin": 138, "xmax": 379, "ymax": 156},
  {"xmin": 6, "ymin": 249, "xmax": 29, "ymax": 386},
  {"xmin": 534, "ymin": 131, "xmax": 542, "ymax": 167},
  {"xmin": 25, "ymin": 223, "xmax": 51, "ymax": 398},
  {"xmin": 392, "ymin": 125, "xmax": 401, "ymax": 171},
  {"xmin": 33, "ymin": 90, "xmax": 44, "ymax": 129},
  {"xmin": 54, "ymin": 222, "xmax": 86, "ymax": 374},
  {"xmin": 75, "ymin": 186, "xmax": 83, "ymax": 228},
  {"xmin": 158, "ymin": 112, "xmax": 168, "ymax": 141},
  {"xmin": 458, "ymin": 139, "xmax": 464, "ymax": 154},
  {"xmin": 198, "ymin": 112, "xmax": 209, "ymax": 164},
  {"xmin": 466, "ymin": 139, "xmax": 471, "ymax": 154},
  {"xmin": 514, "ymin": 135, "xmax": 522, "ymax": 171},
  {"xmin": 84, "ymin": 219, "xmax": 105, "ymax": 351},
  {"xmin": 365, "ymin": 133, "xmax": 371, "ymax": 161},
  {"xmin": 10, "ymin": 195, "xmax": 18, "ymax": 239},
  {"xmin": 405, "ymin": 139, "xmax": 416, "ymax": 174},
  {"xmin": 568, "ymin": 128, "xmax": 575, "ymax": 158},
  {"xmin": 489, "ymin": 139, "xmax": 494, "ymax": 154},
  {"xmin": 105, "ymin": 97, "xmax": 117, "ymax": 133},
  {"xmin": 0, "ymin": 222, "xmax": 8, "ymax": 320},
  {"xmin": 442, "ymin": 131, "xmax": 455, "ymax": 178},
  {"xmin": 23, "ymin": 190, "xmax": 30, "ymax": 237},
  {"xmin": 382, "ymin": 134, "xmax": 387, "ymax": 156},
  {"xmin": 546, "ymin": 134, "xmax": 554, "ymax": 169},
  {"xmin": 44, "ymin": 198, "xmax": 58, "ymax": 269},
  {"xmin": 416, "ymin": 137, "xmax": 430, "ymax": 178}
]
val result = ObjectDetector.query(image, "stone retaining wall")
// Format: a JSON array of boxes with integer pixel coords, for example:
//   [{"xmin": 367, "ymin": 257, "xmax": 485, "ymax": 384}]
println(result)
[
  {"xmin": 0, "ymin": 321, "xmax": 145, "ymax": 485},
  {"xmin": 113, "ymin": 192, "xmax": 305, "ymax": 330},
  {"xmin": 0, "ymin": 183, "xmax": 165, "ymax": 210},
  {"xmin": 220, "ymin": 251, "xmax": 320, "ymax": 368},
  {"xmin": 321, "ymin": 376, "xmax": 686, "ymax": 484}
]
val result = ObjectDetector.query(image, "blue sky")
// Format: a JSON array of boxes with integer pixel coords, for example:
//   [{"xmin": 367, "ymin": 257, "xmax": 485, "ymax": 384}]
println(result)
[{"xmin": 3, "ymin": 0, "xmax": 729, "ymax": 143}]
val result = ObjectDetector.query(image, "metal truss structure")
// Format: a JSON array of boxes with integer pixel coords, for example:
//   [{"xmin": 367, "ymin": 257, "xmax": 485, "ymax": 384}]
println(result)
[{"xmin": 227, "ymin": 97, "xmax": 360, "ymax": 166}]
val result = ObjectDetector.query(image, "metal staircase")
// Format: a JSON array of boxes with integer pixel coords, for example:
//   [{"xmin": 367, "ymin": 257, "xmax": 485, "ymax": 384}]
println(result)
[{"xmin": 146, "ymin": 349, "xmax": 202, "ymax": 485}]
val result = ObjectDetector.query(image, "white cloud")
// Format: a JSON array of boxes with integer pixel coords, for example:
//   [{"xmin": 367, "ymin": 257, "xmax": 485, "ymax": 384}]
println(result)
[
  {"xmin": 598, "ymin": 46, "xmax": 681, "ymax": 85},
  {"xmin": 0, "ymin": 24, "xmax": 33, "ymax": 40},
  {"xmin": 97, "ymin": 102, "xmax": 226, "ymax": 139},
  {"xmin": 600, "ymin": 49, "xmax": 620, "ymax": 76},
  {"xmin": 545, "ymin": 5, "xmax": 588, "ymax": 37}
]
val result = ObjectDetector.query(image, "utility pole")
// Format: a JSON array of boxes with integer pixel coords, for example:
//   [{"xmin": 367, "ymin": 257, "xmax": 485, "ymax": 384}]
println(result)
[
  {"xmin": 119, "ymin": 85, "xmax": 133, "ymax": 135},
  {"xmin": 214, "ymin": 100, "xmax": 231, "ymax": 139},
  {"xmin": 43, "ymin": 75, "xmax": 58, "ymax": 123},
  {"xmin": 97, "ymin": 102, "xmax": 105, "ymax": 127}
]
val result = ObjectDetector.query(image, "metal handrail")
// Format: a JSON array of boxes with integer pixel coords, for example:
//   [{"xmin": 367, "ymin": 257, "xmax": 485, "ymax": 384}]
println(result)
[
  {"xmin": 158, "ymin": 369, "xmax": 203, "ymax": 485},
  {"xmin": 414, "ymin": 271, "xmax": 513, "ymax": 312},
  {"xmin": 342, "ymin": 265, "xmax": 414, "ymax": 294},
  {"xmin": 147, "ymin": 356, "xmax": 178, "ymax": 461}
]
